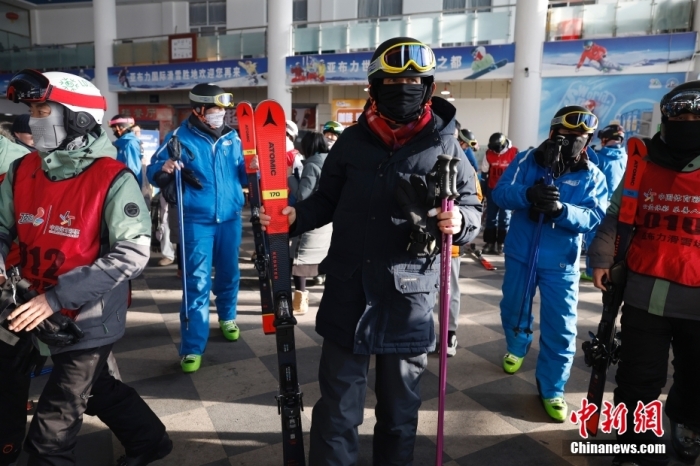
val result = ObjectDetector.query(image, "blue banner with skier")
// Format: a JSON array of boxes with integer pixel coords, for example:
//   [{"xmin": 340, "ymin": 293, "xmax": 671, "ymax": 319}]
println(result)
[
  {"xmin": 538, "ymin": 72, "xmax": 686, "ymax": 146},
  {"xmin": 285, "ymin": 44, "xmax": 515, "ymax": 85},
  {"xmin": 107, "ymin": 58, "xmax": 268, "ymax": 92},
  {"xmin": 542, "ymin": 32, "xmax": 696, "ymax": 77}
]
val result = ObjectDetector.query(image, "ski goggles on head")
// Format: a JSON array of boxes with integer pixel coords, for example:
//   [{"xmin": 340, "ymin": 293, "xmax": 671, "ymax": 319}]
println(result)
[
  {"xmin": 551, "ymin": 111, "xmax": 599, "ymax": 132},
  {"xmin": 188, "ymin": 92, "xmax": 235, "ymax": 108},
  {"xmin": 367, "ymin": 42, "xmax": 436, "ymax": 77},
  {"xmin": 109, "ymin": 117, "xmax": 135, "ymax": 127},
  {"xmin": 7, "ymin": 69, "xmax": 107, "ymax": 110},
  {"xmin": 660, "ymin": 90, "xmax": 700, "ymax": 118}
]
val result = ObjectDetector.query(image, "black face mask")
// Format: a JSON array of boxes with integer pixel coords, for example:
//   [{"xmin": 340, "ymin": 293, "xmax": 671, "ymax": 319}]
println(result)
[
  {"xmin": 559, "ymin": 133, "xmax": 588, "ymax": 162},
  {"xmin": 375, "ymin": 84, "xmax": 426, "ymax": 123},
  {"xmin": 662, "ymin": 120, "xmax": 700, "ymax": 153}
]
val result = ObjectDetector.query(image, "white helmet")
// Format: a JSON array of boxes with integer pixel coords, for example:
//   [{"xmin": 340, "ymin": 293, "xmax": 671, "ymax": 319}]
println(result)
[
  {"xmin": 7, "ymin": 69, "xmax": 106, "ymax": 128},
  {"xmin": 286, "ymin": 120, "xmax": 299, "ymax": 139}
]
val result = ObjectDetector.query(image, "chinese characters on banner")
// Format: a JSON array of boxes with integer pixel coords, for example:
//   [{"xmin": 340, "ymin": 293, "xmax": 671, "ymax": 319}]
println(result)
[
  {"xmin": 570, "ymin": 398, "xmax": 664, "ymax": 439},
  {"xmin": 286, "ymin": 44, "xmax": 515, "ymax": 86},
  {"xmin": 107, "ymin": 58, "xmax": 268, "ymax": 93}
]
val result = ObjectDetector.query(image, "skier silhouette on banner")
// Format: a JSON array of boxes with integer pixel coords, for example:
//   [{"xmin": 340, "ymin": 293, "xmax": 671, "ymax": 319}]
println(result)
[{"xmin": 575, "ymin": 41, "xmax": 622, "ymax": 73}]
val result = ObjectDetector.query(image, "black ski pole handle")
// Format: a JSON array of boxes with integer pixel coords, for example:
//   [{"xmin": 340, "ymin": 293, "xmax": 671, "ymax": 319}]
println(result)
[
  {"xmin": 448, "ymin": 157, "xmax": 459, "ymax": 201},
  {"xmin": 167, "ymin": 135, "xmax": 183, "ymax": 162},
  {"xmin": 436, "ymin": 154, "xmax": 453, "ymax": 200}
]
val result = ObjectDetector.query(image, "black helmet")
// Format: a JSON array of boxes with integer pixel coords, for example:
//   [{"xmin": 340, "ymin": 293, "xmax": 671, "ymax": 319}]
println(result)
[
  {"xmin": 598, "ymin": 124, "xmax": 625, "ymax": 142},
  {"xmin": 487, "ymin": 132, "xmax": 507, "ymax": 152},
  {"xmin": 550, "ymin": 105, "xmax": 598, "ymax": 135},
  {"xmin": 458, "ymin": 129, "xmax": 477, "ymax": 148},
  {"xmin": 189, "ymin": 83, "xmax": 234, "ymax": 113},
  {"xmin": 367, "ymin": 37, "xmax": 436, "ymax": 81},
  {"xmin": 659, "ymin": 80, "xmax": 700, "ymax": 121}
]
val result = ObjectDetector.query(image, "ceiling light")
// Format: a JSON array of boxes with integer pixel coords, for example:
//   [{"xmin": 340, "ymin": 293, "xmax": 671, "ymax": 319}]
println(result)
[
  {"xmin": 440, "ymin": 84, "xmax": 450, "ymax": 95},
  {"xmin": 446, "ymin": 95, "xmax": 455, "ymax": 102},
  {"xmin": 363, "ymin": 87, "xmax": 369, "ymax": 92}
]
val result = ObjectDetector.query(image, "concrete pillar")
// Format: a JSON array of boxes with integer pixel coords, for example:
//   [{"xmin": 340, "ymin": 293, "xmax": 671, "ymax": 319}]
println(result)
[
  {"xmin": 267, "ymin": 0, "xmax": 293, "ymax": 117},
  {"xmin": 92, "ymin": 0, "xmax": 119, "ymax": 134},
  {"xmin": 507, "ymin": 0, "xmax": 548, "ymax": 149}
]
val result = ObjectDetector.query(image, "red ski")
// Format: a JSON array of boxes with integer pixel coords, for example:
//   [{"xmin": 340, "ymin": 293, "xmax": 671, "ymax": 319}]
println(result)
[{"xmin": 470, "ymin": 249, "xmax": 497, "ymax": 271}]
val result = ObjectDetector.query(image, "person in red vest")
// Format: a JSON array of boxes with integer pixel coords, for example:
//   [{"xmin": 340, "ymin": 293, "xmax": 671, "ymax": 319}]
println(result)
[
  {"xmin": 481, "ymin": 132, "xmax": 518, "ymax": 254},
  {"xmin": 589, "ymin": 82, "xmax": 700, "ymax": 466},
  {"xmin": 0, "ymin": 70, "xmax": 170, "ymax": 466}
]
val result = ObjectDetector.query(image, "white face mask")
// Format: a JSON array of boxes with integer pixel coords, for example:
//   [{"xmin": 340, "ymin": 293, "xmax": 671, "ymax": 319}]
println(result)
[
  {"xmin": 324, "ymin": 136, "xmax": 335, "ymax": 149},
  {"xmin": 29, "ymin": 102, "xmax": 67, "ymax": 152},
  {"xmin": 204, "ymin": 110, "xmax": 225, "ymax": 128}
]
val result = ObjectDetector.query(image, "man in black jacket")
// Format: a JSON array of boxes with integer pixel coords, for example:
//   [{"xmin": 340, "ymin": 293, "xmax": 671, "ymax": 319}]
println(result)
[{"xmin": 261, "ymin": 37, "xmax": 482, "ymax": 465}]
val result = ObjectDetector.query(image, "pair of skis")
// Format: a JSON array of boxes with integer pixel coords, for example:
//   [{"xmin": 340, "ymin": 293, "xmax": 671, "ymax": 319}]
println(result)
[
  {"xmin": 469, "ymin": 249, "xmax": 497, "ymax": 271},
  {"xmin": 236, "ymin": 100, "xmax": 305, "ymax": 466}
]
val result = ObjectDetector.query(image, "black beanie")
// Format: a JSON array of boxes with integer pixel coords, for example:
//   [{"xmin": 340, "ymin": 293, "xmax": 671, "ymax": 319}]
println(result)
[{"xmin": 11, "ymin": 114, "xmax": 31, "ymax": 135}]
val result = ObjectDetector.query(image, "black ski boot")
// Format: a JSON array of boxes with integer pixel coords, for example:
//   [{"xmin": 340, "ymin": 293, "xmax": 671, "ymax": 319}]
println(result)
[
  {"xmin": 496, "ymin": 243, "xmax": 504, "ymax": 255},
  {"xmin": 671, "ymin": 421, "xmax": 700, "ymax": 462},
  {"xmin": 116, "ymin": 432, "xmax": 173, "ymax": 466},
  {"xmin": 483, "ymin": 243, "xmax": 496, "ymax": 255}
]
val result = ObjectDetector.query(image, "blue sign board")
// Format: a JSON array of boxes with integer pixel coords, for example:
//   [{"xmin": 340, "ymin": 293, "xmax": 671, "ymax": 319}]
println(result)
[{"xmin": 107, "ymin": 58, "xmax": 268, "ymax": 93}]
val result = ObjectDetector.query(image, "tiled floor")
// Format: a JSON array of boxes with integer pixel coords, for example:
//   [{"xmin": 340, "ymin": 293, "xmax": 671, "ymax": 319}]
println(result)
[{"xmin": 16, "ymin": 221, "xmax": 695, "ymax": 466}]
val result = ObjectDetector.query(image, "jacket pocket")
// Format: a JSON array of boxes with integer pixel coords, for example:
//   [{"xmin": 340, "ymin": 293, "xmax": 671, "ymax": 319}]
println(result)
[
  {"xmin": 74, "ymin": 298, "xmax": 105, "ymax": 330},
  {"xmin": 394, "ymin": 270, "xmax": 440, "ymax": 293}
]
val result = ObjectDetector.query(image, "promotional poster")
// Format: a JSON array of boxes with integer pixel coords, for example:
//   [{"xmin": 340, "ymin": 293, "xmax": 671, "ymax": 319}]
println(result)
[
  {"xmin": 538, "ymin": 72, "xmax": 686, "ymax": 146},
  {"xmin": 285, "ymin": 44, "xmax": 515, "ymax": 85},
  {"xmin": 107, "ymin": 58, "xmax": 268, "ymax": 92},
  {"xmin": 542, "ymin": 32, "xmax": 696, "ymax": 77}
]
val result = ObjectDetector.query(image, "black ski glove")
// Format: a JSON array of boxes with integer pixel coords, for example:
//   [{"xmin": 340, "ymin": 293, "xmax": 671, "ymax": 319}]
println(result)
[
  {"xmin": 153, "ymin": 168, "xmax": 202, "ymax": 205},
  {"xmin": 526, "ymin": 181, "xmax": 560, "ymax": 205},
  {"xmin": 33, "ymin": 313, "xmax": 84, "ymax": 347},
  {"xmin": 531, "ymin": 200, "xmax": 564, "ymax": 219},
  {"xmin": 395, "ymin": 175, "xmax": 438, "ymax": 258}
]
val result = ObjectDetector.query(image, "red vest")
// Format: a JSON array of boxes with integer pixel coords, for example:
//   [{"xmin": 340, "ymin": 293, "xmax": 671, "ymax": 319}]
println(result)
[
  {"xmin": 12, "ymin": 153, "xmax": 127, "ymax": 317},
  {"xmin": 626, "ymin": 162, "xmax": 700, "ymax": 286},
  {"xmin": 486, "ymin": 146, "xmax": 518, "ymax": 189}
]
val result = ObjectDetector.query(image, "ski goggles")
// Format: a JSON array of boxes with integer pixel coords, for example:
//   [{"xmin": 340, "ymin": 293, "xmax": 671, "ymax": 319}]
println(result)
[
  {"xmin": 188, "ymin": 92, "xmax": 235, "ymax": 108},
  {"xmin": 6, "ymin": 69, "xmax": 107, "ymax": 110},
  {"xmin": 660, "ymin": 90, "xmax": 700, "ymax": 118},
  {"xmin": 367, "ymin": 42, "xmax": 436, "ymax": 77},
  {"xmin": 323, "ymin": 121, "xmax": 344, "ymax": 135},
  {"xmin": 109, "ymin": 116, "xmax": 135, "ymax": 127},
  {"xmin": 551, "ymin": 111, "xmax": 599, "ymax": 132}
]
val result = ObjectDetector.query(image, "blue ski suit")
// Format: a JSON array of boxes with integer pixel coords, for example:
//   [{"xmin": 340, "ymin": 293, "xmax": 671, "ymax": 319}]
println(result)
[
  {"xmin": 584, "ymin": 143, "xmax": 627, "ymax": 275},
  {"xmin": 114, "ymin": 131, "xmax": 143, "ymax": 186},
  {"xmin": 464, "ymin": 147, "xmax": 479, "ymax": 173},
  {"xmin": 148, "ymin": 120, "xmax": 247, "ymax": 356},
  {"xmin": 492, "ymin": 147, "xmax": 607, "ymax": 398}
]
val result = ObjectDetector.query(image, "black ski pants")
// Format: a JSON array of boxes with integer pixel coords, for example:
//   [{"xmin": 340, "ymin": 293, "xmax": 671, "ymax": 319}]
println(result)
[
  {"xmin": 613, "ymin": 304, "xmax": 700, "ymax": 466},
  {"xmin": 0, "ymin": 336, "xmax": 33, "ymax": 465},
  {"xmin": 24, "ymin": 343, "xmax": 166, "ymax": 466},
  {"xmin": 309, "ymin": 338, "xmax": 427, "ymax": 466}
]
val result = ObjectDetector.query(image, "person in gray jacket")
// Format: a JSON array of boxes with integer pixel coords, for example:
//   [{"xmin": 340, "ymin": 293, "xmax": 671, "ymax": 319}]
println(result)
[
  {"xmin": 1, "ymin": 70, "xmax": 170, "ymax": 466},
  {"xmin": 289, "ymin": 131, "xmax": 332, "ymax": 315}
]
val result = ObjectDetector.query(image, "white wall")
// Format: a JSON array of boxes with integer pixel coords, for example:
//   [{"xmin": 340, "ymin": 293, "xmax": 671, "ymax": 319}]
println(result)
[
  {"xmin": 33, "ymin": 2, "xmax": 188, "ymax": 45},
  {"xmin": 227, "ymin": 0, "xmax": 266, "ymax": 29},
  {"xmin": 402, "ymin": 0, "xmax": 442, "ymax": 15},
  {"xmin": 452, "ymin": 98, "xmax": 511, "ymax": 148}
]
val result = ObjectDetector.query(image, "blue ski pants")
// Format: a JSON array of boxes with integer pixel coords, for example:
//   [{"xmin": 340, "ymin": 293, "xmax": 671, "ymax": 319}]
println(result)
[
  {"xmin": 179, "ymin": 217, "xmax": 242, "ymax": 356},
  {"xmin": 499, "ymin": 256, "xmax": 579, "ymax": 399},
  {"xmin": 485, "ymin": 188, "xmax": 511, "ymax": 232}
]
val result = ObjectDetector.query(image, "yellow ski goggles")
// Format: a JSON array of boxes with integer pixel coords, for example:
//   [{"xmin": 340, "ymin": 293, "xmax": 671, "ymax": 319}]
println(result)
[
  {"xmin": 188, "ymin": 92, "xmax": 235, "ymax": 108},
  {"xmin": 367, "ymin": 42, "xmax": 436, "ymax": 77},
  {"xmin": 551, "ymin": 111, "xmax": 599, "ymax": 133}
]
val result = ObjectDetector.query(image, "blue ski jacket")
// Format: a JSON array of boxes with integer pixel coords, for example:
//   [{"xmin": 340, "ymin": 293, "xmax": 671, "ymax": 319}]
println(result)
[
  {"xmin": 147, "ymin": 121, "xmax": 247, "ymax": 223},
  {"xmin": 595, "ymin": 144, "xmax": 627, "ymax": 200},
  {"xmin": 492, "ymin": 148, "xmax": 608, "ymax": 273},
  {"xmin": 292, "ymin": 97, "xmax": 483, "ymax": 355},
  {"xmin": 113, "ymin": 131, "xmax": 143, "ymax": 186},
  {"xmin": 464, "ymin": 147, "xmax": 479, "ymax": 174}
]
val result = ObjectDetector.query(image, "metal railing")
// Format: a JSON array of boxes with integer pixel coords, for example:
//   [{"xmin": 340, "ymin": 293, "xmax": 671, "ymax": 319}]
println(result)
[
  {"xmin": 292, "ymin": 5, "xmax": 516, "ymax": 54},
  {"xmin": 0, "ymin": 40, "xmax": 94, "ymax": 74},
  {"xmin": 547, "ymin": 0, "xmax": 694, "ymax": 40},
  {"xmin": 112, "ymin": 26, "xmax": 267, "ymax": 66}
]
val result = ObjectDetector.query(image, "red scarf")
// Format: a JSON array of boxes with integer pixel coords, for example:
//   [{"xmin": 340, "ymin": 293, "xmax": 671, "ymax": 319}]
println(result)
[{"xmin": 364, "ymin": 101, "xmax": 434, "ymax": 150}]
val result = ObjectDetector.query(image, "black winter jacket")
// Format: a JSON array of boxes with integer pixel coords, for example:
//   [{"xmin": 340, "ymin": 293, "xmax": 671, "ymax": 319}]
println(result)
[{"xmin": 292, "ymin": 97, "xmax": 482, "ymax": 354}]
